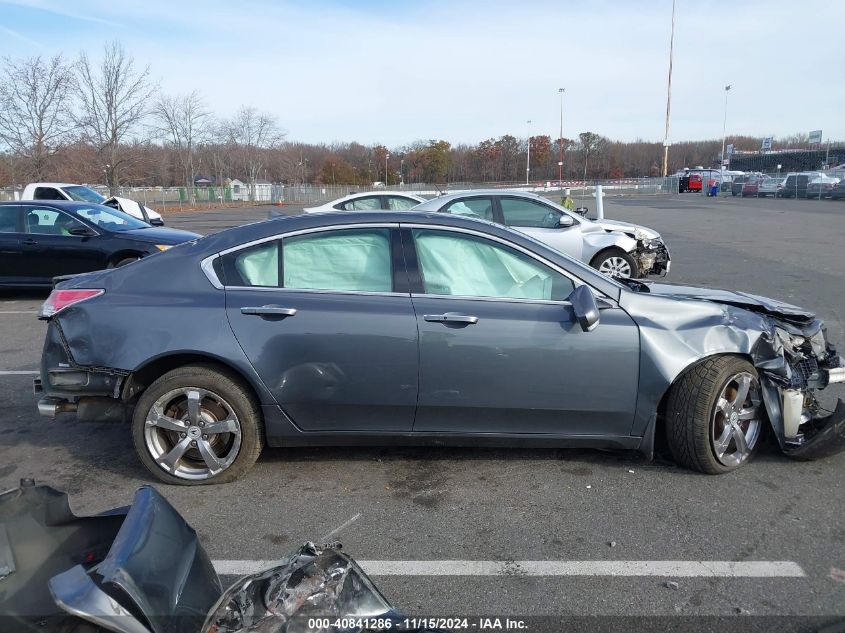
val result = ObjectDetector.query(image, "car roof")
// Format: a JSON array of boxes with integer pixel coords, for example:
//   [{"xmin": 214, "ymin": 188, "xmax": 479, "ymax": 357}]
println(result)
[
  {"xmin": 201, "ymin": 210, "xmax": 623, "ymax": 299},
  {"xmin": 0, "ymin": 200, "xmax": 102, "ymax": 210},
  {"xmin": 413, "ymin": 189, "xmax": 542, "ymax": 208},
  {"xmin": 26, "ymin": 182, "xmax": 78, "ymax": 188}
]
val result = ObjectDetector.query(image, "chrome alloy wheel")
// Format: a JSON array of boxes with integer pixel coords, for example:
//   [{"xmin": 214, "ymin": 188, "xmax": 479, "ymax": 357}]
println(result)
[
  {"xmin": 144, "ymin": 387, "xmax": 242, "ymax": 480},
  {"xmin": 598, "ymin": 256, "xmax": 632, "ymax": 278},
  {"xmin": 711, "ymin": 372, "xmax": 762, "ymax": 467}
]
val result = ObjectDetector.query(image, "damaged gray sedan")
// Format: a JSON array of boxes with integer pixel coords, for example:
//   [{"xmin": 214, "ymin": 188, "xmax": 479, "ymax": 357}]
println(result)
[{"xmin": 34, "ymin": 211, "xmax": 845, "ymax": 484}]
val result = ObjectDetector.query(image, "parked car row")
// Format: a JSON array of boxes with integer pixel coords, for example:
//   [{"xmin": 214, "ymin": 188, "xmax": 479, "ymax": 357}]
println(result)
[{"xmin": 729, "ymin": 172, "xmax": 844, "ymax": 199}]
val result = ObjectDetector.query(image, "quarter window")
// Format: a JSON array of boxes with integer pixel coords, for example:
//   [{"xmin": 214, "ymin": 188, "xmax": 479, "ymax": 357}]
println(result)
[
  {"xmin": 499, "ymin": 197, "xmax": 561, "ymax": 228},
  {"xmin": 0, "ymin": 206, "xmax": 18, "ymax": 232},
  {"xmin": 411, "ymin": 229, "xmax": 574, "ymax": 301}
]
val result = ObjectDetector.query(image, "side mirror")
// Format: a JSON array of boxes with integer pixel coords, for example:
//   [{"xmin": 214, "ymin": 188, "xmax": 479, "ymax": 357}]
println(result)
[
  {"xmin": 558, "ymin": 215, "xmax": 575, "ymax": 228},
  {"xmin": 574, "ymin": 206, "xmax": 588, "ymax": 217},
  {"xmin": 568, "ymin": 284, "xmax": 600, "ymax": 332},
  {"xmin": 149, "ymin": 218, "xmax": 165, "ymax": 226},
  {"xmin": 68, "ymin": 226, "xmax": 95, "ymax": 237}
]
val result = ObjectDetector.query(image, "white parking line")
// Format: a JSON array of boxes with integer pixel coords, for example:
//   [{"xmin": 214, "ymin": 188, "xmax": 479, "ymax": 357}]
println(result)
[
  {"xmin": 0, "ymin": 310, "xmax": 38, "ymax": 314},
  {"xmin": 212, "ymin": 560, "xmax": 806, "ymax": 578},
  {"xmin": 0, "ymin": 370, "xmax": 39, "ymax": 375}
]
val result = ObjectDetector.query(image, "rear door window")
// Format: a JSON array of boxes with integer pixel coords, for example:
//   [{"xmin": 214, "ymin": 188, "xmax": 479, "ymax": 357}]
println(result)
[
  {"xmin": 386, "ymin": 196, "xmax": 419, "ymax": 210},
  {"xmin": 219, "ymin": 228, "xmax": 394, "ymax": 293},
  {"xmin": 341, "ymin": 196, "xmax": 382, "ymax": 211},
  {"xmin": 23, "ymin": 206, "xmax": 86, "ymax": 236},
  {"xmin": 284, "ymin": 228, "xmax": 392, "ymax": 292},
  {"xmin": 440, "ymin": 197, "xmax": 494, "ymax": 220}
]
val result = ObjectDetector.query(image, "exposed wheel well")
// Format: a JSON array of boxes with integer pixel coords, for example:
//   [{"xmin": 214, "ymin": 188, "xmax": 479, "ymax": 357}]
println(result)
[
  {"xmin": 589, "ymin": 246, "xmax": 632, "ymax": 265},
  {"xmin": 122, "ymin": 353, "xmax": 262, "ymax": 408}
]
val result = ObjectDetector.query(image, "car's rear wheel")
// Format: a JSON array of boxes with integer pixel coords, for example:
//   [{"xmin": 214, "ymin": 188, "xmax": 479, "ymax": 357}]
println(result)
[
  {"xmin": 131, "ymin": 364, "xmax": 264, "ymax": 485},
  {"xmin": 591, "ymin": 248, "xmax": 639, "ymax": 279},
  {"xmin": 664, "ymin": 356, "xmax": 764, "ymax": 474}
]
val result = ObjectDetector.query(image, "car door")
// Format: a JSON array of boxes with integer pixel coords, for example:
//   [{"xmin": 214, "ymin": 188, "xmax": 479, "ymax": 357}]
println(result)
[
  {"xmin": 404, "ymin": 225, "xmax": 640, "ymax": 436},
  {"xmin": 21, "ymin": 205, "xmax": 105, "ymax": 282},
  {"xmin": 222, "ymin": 225, "xmax": 419, "ymax": 432},
  {"xmin": 0, "ymin": 205, "xmax": 24, "ymax": 285},
  {"xmin": 495, "ymin": 196, "xmax": 584, "ymax": 260}
]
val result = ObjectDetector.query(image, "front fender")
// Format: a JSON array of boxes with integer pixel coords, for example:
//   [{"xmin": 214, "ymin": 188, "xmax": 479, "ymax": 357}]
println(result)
[{"xmin": 582, "ymin": 232, "xmax": 638, "ymax": 261}]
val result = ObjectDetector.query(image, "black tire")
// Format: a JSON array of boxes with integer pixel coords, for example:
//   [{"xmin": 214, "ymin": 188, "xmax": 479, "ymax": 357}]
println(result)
[
  {"xmin": 131, "ymin": 364, "xmax": 264, "ymax": 485},
  {"xmin": 591, "ymin": 248, "xmax": 640, "ymax": 279},
  {"xmin": 664, "ymin": 356, "xmax": 764, "ymax": 474},
  {"xmin": 110, "ymin": 256, "xmax": 140, "ymax": 268}
]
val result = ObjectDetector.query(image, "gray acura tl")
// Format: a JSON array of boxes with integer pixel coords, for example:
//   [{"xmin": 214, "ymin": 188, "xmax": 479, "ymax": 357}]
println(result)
[{"xmin": 34, "ymin": 211, "xmax": 845, "ymax": 484}]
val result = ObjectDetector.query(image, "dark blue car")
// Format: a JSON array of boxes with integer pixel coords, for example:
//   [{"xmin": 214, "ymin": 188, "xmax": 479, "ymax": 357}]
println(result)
[
  {"xmin": 34, "ymin": 211, "xmax": 845, "ymax": 484},
  {"xmin": 0, "ymin": 200, "xmax": 199, "ymax": 288}
]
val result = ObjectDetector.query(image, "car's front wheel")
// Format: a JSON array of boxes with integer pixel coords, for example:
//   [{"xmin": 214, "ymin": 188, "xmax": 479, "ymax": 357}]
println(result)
[
  {"xmin": 131, "ymin": 364, "xmax": 264, "ymax": 485},
  {"xmin": 591, "ymin": 248, "xmax": 639, "ymax": 279},
  {"xmin": 664, "ymin": 356, "xmax": 765, "ymax": 474}
]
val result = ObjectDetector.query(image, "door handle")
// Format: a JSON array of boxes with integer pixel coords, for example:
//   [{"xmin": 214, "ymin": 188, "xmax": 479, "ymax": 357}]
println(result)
[
  {"xmin": 424, "ymin": 313, "xmax": 479, "ymax": 325},
  {"xmin": 22, "ymin": 238, "xmax": 38, "ymax": 246},
  {"xmin": 240, "ymin": 306, "xmax": 297, "ymax": 317}
]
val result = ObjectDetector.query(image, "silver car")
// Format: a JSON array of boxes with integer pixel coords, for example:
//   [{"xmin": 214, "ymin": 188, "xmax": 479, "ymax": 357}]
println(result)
[{"xmin": 411, "ymin": 190, "xmax": 670, "ymax": 279}]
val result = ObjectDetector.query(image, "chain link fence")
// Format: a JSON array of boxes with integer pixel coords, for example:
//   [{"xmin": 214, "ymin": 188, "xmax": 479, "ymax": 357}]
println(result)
[{"xmin": 0, "ymin": 177, "xmax": 680, "ymax": 208}]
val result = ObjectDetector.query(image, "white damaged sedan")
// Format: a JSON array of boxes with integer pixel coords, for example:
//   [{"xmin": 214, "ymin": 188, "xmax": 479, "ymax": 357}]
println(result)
[{"xmin": 411, "ymin": 190, "xmax": 670, "ymax": 279}]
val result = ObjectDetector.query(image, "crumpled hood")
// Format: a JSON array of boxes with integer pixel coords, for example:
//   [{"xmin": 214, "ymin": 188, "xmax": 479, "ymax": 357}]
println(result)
[
  {"xmin": 592, "ymin": 218, "xmax": 661, "ymax": 240},
  {"xmin": 642, "ymin": 281, "xmax": 816, "ymax": 323}
]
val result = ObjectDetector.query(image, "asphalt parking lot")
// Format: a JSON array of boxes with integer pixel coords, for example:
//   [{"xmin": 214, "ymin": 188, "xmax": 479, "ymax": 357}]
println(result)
[{"xmin": 1, "ymin": 194, "xmax": 844, "ymax": 630}]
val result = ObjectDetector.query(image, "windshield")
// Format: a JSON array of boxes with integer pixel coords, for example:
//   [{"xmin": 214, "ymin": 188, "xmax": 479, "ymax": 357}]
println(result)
[
  {"xmin": 73, "ymin": 205, "xmax": 150, "ymax": 231},
  {"xmin": 63, "ymin": 185, "xmax": 107, "ymax": 203}
]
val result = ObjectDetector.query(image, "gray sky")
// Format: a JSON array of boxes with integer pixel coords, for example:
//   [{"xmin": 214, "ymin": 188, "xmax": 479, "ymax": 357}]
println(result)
[{"xmin": 2, "ymin": 0, "xmax": 843, "ymax": 146}]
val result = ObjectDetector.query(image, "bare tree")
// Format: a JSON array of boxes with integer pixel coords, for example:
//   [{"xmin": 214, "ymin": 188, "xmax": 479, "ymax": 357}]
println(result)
[
  {"xmin": 224, "ymin": 106, "xmax": 282, "ymax": 200},
  {"xmin": 153, "ymin": 91, "xmax": 209, "ymax": 203},
  {"xmin": 0, "ymin": 55, "xmax": 76, "ymax": 181},
  {"xmin": 578, "ymin": 132, "xmax": 602, "ymax": 182},
  {"xmin": 75, "ymin": 42, "xmax": 155, "ymax": 193}
]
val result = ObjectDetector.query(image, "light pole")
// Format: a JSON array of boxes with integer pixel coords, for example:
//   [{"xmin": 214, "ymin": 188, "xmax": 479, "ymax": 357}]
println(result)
[
  {"xmin": 558, "ymin": 88, "xmax": 565, "ymax": 189},
  {"xmin": 662, "ymin": 0, "xmax": 676, "ymax": 177},
  {"xmin": 400, "ymin": 158, "xmax": 404, "ymax": 186},
  {"xmin": 525, "ymin": 120, "xmax": 532, "ymax": 185},
  {"xmin": 385, "ymin": 152, "xmax": 390, "ymax": 185},
  {"xmin": 719, "ymin": 84, "xmax": 732, "ymax": 195}
]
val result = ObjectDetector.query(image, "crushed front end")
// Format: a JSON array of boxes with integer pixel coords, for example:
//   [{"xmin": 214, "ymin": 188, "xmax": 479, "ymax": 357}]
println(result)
[
  {"xmin": 635, "ymin": 238, "xmax": 671, "ymax": 277},
  {"xmin": 761, "ymin": 319, "xmax": 845, "ymax": 459}
]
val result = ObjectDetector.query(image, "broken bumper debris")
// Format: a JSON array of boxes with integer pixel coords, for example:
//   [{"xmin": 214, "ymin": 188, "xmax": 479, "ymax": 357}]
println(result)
[{"xmin": 0, "ymin": 481, "xmax": 445, "ymax": 633}]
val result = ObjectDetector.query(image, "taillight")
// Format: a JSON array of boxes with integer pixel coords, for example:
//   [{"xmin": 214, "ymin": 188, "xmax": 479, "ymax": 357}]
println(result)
[{"xmin": 39, "ymin": 289, "xmax": 104, "ymax": 319}]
